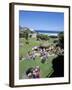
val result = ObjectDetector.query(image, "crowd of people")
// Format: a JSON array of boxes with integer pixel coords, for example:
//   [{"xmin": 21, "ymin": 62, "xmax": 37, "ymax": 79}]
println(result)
[
  {"xmin": 26, "ymin": 48, "xmax": 48, "ymax": 64},
  {"xmin": 25, "ymin": 45, "xmax": 64, "ymax": 63},
  {"xmin": 26, "ymin": 66, "xmax": 40, "ymax": 79},
  {"xmin": 40, "ymin": 48, "xmax": 48, "ymax": 63}
]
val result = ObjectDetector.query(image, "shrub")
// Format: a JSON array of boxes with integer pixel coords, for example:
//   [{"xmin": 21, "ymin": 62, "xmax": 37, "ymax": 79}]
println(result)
[
  {"xmin": 58, "ymin": 32, "xmax": 64, "ymax": 48},
  {"xmin": 37, "ymin": 34, "xmax": 49, "ymax": 40}
]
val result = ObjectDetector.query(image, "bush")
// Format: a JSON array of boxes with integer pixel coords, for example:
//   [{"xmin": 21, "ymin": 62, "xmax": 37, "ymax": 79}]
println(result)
[
  {"xmin": 49, "ymin": 36, "xmax": 57, "ymax": 38},
  {"xmin": 25, "ymin": 41, "xmax": 29, "ymax": 44},
  {"xmin": 58, "ymin": 32, "xmax": 64, "ymax": 48},
  {"xmin": 37, "ymin": 34, "xmax": 49, "ymax": 40},
  {"xmin": 53, "ymin": 40, "xmax": 58, "ymax": 43}
]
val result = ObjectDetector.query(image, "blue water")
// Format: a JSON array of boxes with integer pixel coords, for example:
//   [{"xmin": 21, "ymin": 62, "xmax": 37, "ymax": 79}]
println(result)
[
  {"xmin": 35, "ymin": 30, "xmax": 63, "ymax": 36},
  {"xmin": 35, "ymin": 30, "xmax": 63, "ymax": 33}
]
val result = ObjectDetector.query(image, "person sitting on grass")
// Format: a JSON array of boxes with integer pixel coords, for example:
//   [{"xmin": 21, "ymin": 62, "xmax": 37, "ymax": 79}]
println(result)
[
  {"xmin": 26, "ymin": 66, "xmax": 40, "ymax": 79},
  {"xmin": 32, "ymin": 66, "xmax": 40, "ymax": 78},
  {"xmin": 27, "ymin": 72, "xmax": 33, "ymax": 79},
  {"xmin": 35, "ymin": 66, "xmax": 40, "ymax": 78},
  {"xmin": 32, "ymin": 70, "xmax": 37, "ymax": 78},
  {"xmin": 41, "ymin": 50, "xmax": 48, "ymax": 63},
  {"xmin": 39, "ymin": 49, "xmax": 44, "ymax": 56},
  {"xmin": 44, "ymin": 50, "xmax": 48, "ymax": 59}
]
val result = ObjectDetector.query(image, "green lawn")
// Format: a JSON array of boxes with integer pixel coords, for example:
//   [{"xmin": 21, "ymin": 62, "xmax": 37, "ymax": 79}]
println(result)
[{"xmin": 19, "ymin": 37, "xmax": 57, "ymax": 79}]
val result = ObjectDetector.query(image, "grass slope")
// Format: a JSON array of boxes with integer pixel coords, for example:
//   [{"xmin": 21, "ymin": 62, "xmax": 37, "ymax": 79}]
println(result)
[{"xmin": 19, "ymin": 38, "xmax": 56, "ymax": 79}]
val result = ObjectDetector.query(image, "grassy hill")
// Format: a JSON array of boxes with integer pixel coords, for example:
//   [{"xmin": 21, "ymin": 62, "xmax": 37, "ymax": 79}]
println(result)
[{"xmin": 19, "ymin": 37, "xmax": 57, "ymax": 79}]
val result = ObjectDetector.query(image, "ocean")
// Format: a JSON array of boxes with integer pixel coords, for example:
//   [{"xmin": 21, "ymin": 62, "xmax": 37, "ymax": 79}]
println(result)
[{"xmin": 35, "ymin": 30, "xmax": 64, "ymax": 36}]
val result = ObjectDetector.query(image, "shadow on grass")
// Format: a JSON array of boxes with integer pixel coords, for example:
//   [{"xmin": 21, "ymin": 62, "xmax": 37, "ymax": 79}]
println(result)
[{"xmin": 46, "ymin": 55, "xmax": 64, "ymax": 78}]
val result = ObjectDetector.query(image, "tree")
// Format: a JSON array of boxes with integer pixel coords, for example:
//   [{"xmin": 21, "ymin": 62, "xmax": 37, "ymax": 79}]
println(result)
[
  {"xmin": 24, "ymin": 31, "xmax": 28, "ymax": 40},
  {"xmin": 19, "ymin": 27, "xmax": 34, "ymax": 38}
]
